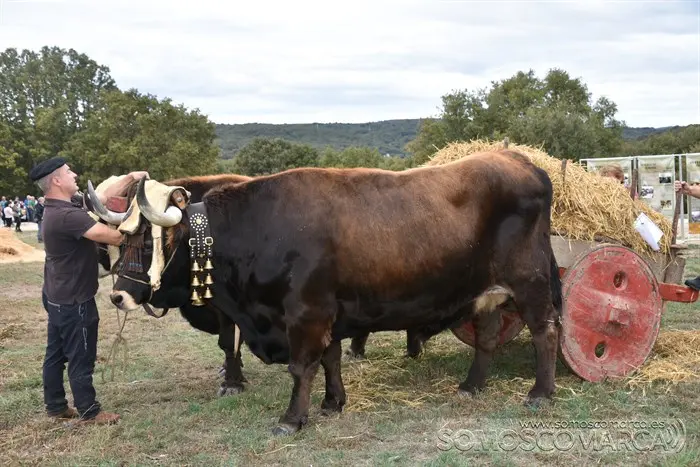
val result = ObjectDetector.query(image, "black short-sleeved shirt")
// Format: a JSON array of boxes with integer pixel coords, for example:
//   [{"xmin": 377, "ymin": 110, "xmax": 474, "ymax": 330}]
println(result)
[{"xmin": 42, "ymin": 198, "xmax": 99, "ymax": 305}]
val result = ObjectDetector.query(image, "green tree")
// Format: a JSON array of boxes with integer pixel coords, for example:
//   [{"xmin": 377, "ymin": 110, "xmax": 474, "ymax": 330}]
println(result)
[
  {"xmin": 318, "ymin": 145, "xmax": 413, "ymax": 171},
  {"xmin": 319, "ymin": 146, "xmax": 383, "ymax": 168},
  {"xmin": 0, "ymin": 46, "xmax": 116, "ymax": 193},
  {"xmin": 63, "ymin": 89, "xmax": 219, "ymax": 185},
  {"xmin": 230, "ymin": 138, "xmax": 319, "ymax": 176},
  {"xmin": 406, "ymin": 68, "xmax": 624, "ymax": 162},
  {"xmin": 0, "ymin": 120, "xmax": 26, "ymax": 194}
]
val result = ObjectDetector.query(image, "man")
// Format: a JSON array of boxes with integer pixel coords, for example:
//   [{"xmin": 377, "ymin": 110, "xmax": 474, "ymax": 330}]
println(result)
[
  {"xmin": 29, "ymin": 156, "xmax": 148, "ymax": 424},
  {"xmin": 3, "ymin": 200, "xmax": 13, "ymax": 228},
  {"xmin": 600, "ymin": 164, "xmax": 625, "ymax": 184},
  {"xmin": 675, "ymin": 179, "xmax": 700, "ymax": 290},
  {"xmin": 0, "ymin": 195, "xmax": 6, "ymax": 226},
  {"xmin": 34, "ymin": 196, "xmax": 45, "ymax": 243}
]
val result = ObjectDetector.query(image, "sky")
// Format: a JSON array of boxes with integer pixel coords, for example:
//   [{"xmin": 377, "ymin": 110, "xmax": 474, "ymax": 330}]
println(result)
[{"xmin": 0, "ymin": 0, "xmax": 698, "ymax": 128}]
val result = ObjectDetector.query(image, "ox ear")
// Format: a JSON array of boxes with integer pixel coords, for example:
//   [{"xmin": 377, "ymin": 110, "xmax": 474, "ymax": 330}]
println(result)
[{"xmin": 170, "ymin": 189, "xmax": 189, "ymax": 210}]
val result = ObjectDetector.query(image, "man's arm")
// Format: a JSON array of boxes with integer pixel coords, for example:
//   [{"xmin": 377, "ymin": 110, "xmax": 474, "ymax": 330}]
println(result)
[
  {"xmin": 83, "ymin": 223, "xmax": 124, "ymax": 246},
  {"xmin": 97, "ymin": 171, "xmax": 150, "ymax": 204}
]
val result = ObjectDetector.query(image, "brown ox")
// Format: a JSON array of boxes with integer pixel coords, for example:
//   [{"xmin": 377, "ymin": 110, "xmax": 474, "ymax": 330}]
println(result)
[
  {"xmin": 109, "ymin": 149, "xmax": 563, "ymax": 436},
  {"xmin": 91, "ymin": 173, "xmax": 431, "ymax": 396}
]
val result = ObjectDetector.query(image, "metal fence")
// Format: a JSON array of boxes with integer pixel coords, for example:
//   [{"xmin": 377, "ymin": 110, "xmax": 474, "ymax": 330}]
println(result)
[{"xmin": 581, "ymin": 153, "xmax": 700, "ymax": 244}]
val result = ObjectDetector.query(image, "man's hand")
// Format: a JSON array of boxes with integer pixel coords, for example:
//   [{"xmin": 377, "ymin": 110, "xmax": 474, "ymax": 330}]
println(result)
[
  {"xmin": 675, "ymin": 180, "xmax": 700, "ymax": 199},
  {"xmin": 128, "ymin": 171, "xmax": 149, "ymax": 182},
  {"xmin": 675, "ymin": 180, "xmax": 690, "ymax": 194}
]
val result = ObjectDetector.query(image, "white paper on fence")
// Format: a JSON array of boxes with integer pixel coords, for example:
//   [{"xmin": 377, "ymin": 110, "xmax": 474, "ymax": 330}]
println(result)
[{"xmin": 634, "ymin": 213, "xmax": 664, "ymax": 251}]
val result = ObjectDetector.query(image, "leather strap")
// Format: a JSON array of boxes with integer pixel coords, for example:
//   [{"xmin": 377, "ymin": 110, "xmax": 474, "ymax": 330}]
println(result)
[
  {"xmin": 143, "ymin": 303, "xmax": 169, "ymax": 319},
  {"xmin": 185, "ymin": 202, "xmax": 214, "ymax": 305}
]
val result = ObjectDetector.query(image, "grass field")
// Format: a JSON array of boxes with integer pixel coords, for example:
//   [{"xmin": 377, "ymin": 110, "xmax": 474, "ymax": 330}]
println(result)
[{"xmin": 1, "ymin": 231, "xmax": 699, "ymax": 466}]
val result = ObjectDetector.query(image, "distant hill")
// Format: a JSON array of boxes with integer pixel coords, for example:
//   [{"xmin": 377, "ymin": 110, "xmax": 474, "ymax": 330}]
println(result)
[
  {"xmin": 214, "ymin": 119, "xmax": 684, "ymax": 159},
  {"xmin": 215, "ymin": 119, "xmax": 422, "ymax": 159},
  {"xmin": 621, "ymin": 126, "xmax": 673, "ymax": 140}
]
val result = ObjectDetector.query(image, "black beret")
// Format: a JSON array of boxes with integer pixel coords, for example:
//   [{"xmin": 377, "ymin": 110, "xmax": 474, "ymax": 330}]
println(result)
[{"xmin": 29, "ymin": 157, "xmax": 66, "ymax": 182}]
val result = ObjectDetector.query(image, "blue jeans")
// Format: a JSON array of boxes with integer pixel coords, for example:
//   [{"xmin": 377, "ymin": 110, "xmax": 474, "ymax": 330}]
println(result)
[
  {"xmin": 42, "ymin": 294, "xmax": 101, "ymax": 419},
  {"xmin": 37, "ymin": 220, "xmax": 42, "ymax": 242}
]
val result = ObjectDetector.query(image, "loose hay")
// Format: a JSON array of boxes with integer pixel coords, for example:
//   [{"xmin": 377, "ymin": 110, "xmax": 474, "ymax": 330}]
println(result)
[
  {"xmin": 0, "ymin": 229, "xmax": 45, "ymax": 263},
  {"xmin": 329, "ymin": 329, "xmax": 699, "ymax": 413},
  {"xmin": 320, "ymin": 334, "xmax": 462, "ymax": 413},
  {"xmin": 424, "ymin": 139, "xmax": 673, "ymax": 255},
  {"xmin": 627, "ymin": 330, "xmax": 700, "ymax": 387},
  {"xmin": 339, "ymin": 356, "xmax": 457, "ymax": 413}
]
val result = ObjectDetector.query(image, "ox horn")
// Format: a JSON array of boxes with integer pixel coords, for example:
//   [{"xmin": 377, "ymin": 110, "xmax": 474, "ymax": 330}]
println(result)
[
  {"xmin": 136, "ymin": 177, "xmax": 183, "ymax": 227},
  {"xmin": 87, "ymin": 180, "xmax": 127, "ymax": 225}
]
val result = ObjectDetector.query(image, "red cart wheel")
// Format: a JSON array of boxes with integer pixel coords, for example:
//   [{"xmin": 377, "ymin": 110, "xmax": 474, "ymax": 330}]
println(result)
[
  {"xmin": 559, "ymin": 244, "xmax": 663, "ymax": 382},
  {"xmin": 451, "ymin": 306, "xmax": 524, "ymax": 347}
]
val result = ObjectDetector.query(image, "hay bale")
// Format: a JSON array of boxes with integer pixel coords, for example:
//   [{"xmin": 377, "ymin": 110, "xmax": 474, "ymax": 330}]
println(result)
[
  {"xmin": 0, "ymin": 229, "xmax": 45, "ymax": 263},
  {"xmin": 424, "ymin": 139, "xmax": 673, "ymax": 255}
]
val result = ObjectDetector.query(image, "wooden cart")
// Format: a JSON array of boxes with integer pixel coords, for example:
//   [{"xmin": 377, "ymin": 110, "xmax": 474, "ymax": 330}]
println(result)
[{"xmin": 451, "ymin": 237, "xmax": 699, "ymax": 382}]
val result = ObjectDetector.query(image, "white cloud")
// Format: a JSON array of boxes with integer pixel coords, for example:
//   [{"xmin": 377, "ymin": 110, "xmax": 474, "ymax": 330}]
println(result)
[{"xmin": 0, "ymin": 0, "xmax": 697, "ymax": 127}]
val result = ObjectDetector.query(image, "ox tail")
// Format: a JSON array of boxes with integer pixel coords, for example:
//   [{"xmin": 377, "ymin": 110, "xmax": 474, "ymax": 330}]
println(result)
[{"xmin": 549, "ymin": 249, "xmax": 563, "ymax": 318}]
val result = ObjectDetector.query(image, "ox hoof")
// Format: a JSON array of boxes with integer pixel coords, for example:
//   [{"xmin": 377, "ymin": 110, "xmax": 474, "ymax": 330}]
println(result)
[
  {"xmin": 321, "ymin": 399, "xmax": 345, "ymax": 416},
  {"xmin": 272, "ymin": 422, "xmax": 300, "ymax": 436},
  {"xmin": 218, "ymin": 384, "xmax": 245, "ymax": 397},
  {"xmin": 344, "ymin": 350, "xmax": 365, "ymax": 361},
  {"xmin": 457, "ymin": 382, "xmax": 483, "ymax": 398},
  {"xmin": 524, "ymin": 395, "xmax": 551, "ymax": 410},
  {"xmin": 405, "ymin": 350, "xmax": 422, "ymax": 359}
]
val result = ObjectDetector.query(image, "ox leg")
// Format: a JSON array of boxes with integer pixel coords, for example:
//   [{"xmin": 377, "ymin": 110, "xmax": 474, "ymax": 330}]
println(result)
[
  {"xmin": 217, "ymin": 324, "xmax": 246, "ymax": 396},
  {"xmin": 458, "ymin": 307, "xmax": 502, "ymax": 395},
  {"xmin": 346, "ymin": 333, "xmax": 369, "ymax": 359},
  {"xmin": 320, "ymin": 340, "xmax": 346, "ymax": 415},
  {"xmin": 406, "ymin": 329, "xmax": 424, "ymax": 358},
  {"xmin": 274, "ymin": 320, "xmax": 332, "ymax": 436},
  {"xmin": 513, "ymin": 284, "xmax": 559, "ymax": 406},
  {"xmin": 406, "ymin": 323, "xmax": 443, "ymax": 358}
]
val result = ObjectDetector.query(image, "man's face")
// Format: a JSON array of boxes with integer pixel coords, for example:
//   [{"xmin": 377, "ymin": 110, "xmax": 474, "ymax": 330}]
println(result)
[{"xmin": 54, "ymin": 164, "xmax": 79, "ymax": 195}]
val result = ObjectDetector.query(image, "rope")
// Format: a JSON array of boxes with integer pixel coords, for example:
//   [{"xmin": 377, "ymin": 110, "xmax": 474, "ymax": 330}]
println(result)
[{"xmin": 100, "ymin": 274, "xmax": 130, "ymax": 383}]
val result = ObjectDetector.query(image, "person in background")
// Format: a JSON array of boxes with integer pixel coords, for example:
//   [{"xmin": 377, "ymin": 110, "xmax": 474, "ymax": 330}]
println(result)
[
  {"xmin": 600, "ymin": 164, "xmax": 625, "ymax": 184},
  {"xmin": 26, "ymin": 195, "xmax": 36, "ymax": 222},
  {"xmin": 3, "ymin": 201, "xmax": 13, "ymax": 228},
  {"xmin": 30, "ymin": 156, "xmax": 148, "ymax": 424},
  {"xmin": 35, "ymin": 196, "xmax": 45, "ymax": 243},
  {"xmin": 0, "ymin": 196, "xmax": 7, "ymax": 226},
  {"xmin": 675, "ymin": 179, "xmax": 700, "ymax": 290},
  {"xmin": 12, "ymin": 200, "xmax": 22, "ymax": 232},
  {"xmin": 600, "ymin": 163, "xmax": 639, "ymax": 200}
]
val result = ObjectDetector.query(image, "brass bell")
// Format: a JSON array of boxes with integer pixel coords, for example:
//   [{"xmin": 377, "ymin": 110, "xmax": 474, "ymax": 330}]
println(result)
[
  {"xmin": 191, "ymin": 276, "xmax": 201, "ymax": 287},
  {"xmin": 192, "ymin": 297, "xmax": 205, "ymax": 306},
  {"xmin": 190, "ymin": 289, "xmax": 201, "ymax": 301},
  {"xmin": 203, "ymin": 287, "xmax": 213, "ymax": 299},
  {"xmin": 204, "ymin": 274, "xmax": 214, "ymax": 285},
  {"xmin": 204, "ymin": 259, "xmax": 213, "ymax": 270},
  {"xmin": 191, "ymin": 261, "xmax": 201, "ymax": 272}
]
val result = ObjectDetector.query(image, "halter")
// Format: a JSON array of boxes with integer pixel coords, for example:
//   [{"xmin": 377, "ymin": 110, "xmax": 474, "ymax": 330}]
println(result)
[{"xmin": 114, "ymin": 201, "xmax": 215, "ymax": 315}]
